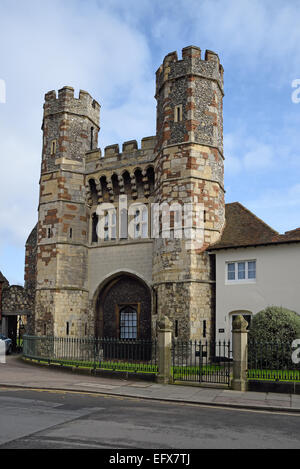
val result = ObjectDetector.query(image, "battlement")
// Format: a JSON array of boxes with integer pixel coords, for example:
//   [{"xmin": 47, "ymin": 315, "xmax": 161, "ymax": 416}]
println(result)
[
  {"xmin": 104, "ymin": 136, "xmax": 156, "ymax": 158},
  {"xmin": 85, "ymin": 136, "xmax": 156, "ymax": 170},
  {"xmin": 156, "ymin": 46, "xmax": 224, "ymax": 95},
  {"xmin": 44, "ymin": 86, "xmax": 100, "ymax": 128}
]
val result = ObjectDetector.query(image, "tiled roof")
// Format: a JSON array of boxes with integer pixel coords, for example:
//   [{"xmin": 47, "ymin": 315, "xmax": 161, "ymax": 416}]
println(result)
[
  {"xmin": 0, "ymin": 271, "xmax": 8, "ymax": 284},
  {"xmin": 210, "ymin": 202, "xmax": 300, "ymax": 250}
]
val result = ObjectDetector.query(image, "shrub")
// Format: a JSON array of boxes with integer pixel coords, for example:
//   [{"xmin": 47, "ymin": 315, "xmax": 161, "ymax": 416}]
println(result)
[{"xmin": 248, "ymin": 306, "xmax": 300, "ymax": 369}]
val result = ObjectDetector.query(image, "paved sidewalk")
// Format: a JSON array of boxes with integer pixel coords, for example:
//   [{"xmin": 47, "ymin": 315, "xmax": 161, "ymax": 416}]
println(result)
[{"xmin": 1, "ymin": 355, "xmax": 300, "ymax": 413}]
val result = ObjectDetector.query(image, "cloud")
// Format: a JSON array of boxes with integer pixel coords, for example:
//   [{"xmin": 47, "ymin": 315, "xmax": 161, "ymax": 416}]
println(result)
[
  {"xmin": 0, "ymin": 0, "xmax": 154, "ymax": 283},
  {"xmin": 1, "ymin": 0, "xmax": 300, "ymax": 284}
]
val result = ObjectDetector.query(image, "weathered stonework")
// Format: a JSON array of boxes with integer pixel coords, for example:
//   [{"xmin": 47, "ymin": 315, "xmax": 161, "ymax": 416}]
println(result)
[{"xmin": 29, "ymin": 46, "xmax": 225, "ymax": 341}]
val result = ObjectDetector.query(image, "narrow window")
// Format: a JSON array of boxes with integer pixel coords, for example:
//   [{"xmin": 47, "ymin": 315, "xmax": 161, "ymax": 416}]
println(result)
[
  {"xmin": 84, "ymin": 323, "xmax": 88, "ymax": 336},
  {"xmin": 203, "ymin": 320, "xmax": 207, "ymax": 338},
  {"xmin": 47, "ymin": 228, "xmax": 51, "ymax": 239},
  {"xmin": 66, "ymin": 322, "xmax": 69, "ymax": 336},
  {"xmin": 69, "ymin": 228, "xmax": 73, "ymax": 239},
  {"xmin": 204, "ymin": 210, "xmax": 207, "ymax": 223},
  {"xmin": 174, "ymin": 105, "xmax": 182, "ymax": 122},
  {"xmin": 43, "ymin": 324, "xmax": 47, "ymax": 336},
  {"xmin": 50, "ymin": 139, "xmax": 57, "ymax": 155},
  {"xmin": 90, "ymin": 127, "xmax": 94, "ymax": 150}
]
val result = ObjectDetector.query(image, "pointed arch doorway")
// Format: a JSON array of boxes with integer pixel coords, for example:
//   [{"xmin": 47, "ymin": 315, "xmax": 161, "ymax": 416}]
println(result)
[{"xmin": 95, "ymin": 273, "xmax": 152, "ymax": 340}]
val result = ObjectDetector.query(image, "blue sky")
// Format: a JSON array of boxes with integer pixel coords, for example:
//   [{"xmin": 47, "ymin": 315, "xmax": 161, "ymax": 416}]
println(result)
[{"xmin": 0, "ymin": 0, "xmax": 300, "ymax": 285}]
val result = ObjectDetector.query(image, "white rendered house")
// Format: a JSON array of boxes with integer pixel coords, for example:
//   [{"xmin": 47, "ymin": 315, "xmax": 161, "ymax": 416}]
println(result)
[{"xmin": 209, "ymin": 203, "xmax": 300, "ymax": 342}]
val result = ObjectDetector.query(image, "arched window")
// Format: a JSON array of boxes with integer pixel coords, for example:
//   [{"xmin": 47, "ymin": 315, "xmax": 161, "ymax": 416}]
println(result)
[
  {"xmin": 134, "ymin": 169, "xmax": 144, "ymax": 198},
  {"xmin": 88, "ymin": 179, "xmax": 98, "ymax": 206},
  {"xmin": 111, "ymin": 173, "xmax": 120, "ymax": 197}
]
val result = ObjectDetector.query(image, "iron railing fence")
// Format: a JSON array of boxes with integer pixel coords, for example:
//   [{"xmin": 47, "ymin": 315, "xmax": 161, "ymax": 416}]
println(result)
[
  {"xmin": 247, "ymin": 339, "xmax": 300, "ymax": 382},
  {"xmin": 23, "ymin": 335, "xmax": 158, "ymax": 374},
  {"xmin": 172, "ymin": 340, "xmax": 232, "ymax": 385}
]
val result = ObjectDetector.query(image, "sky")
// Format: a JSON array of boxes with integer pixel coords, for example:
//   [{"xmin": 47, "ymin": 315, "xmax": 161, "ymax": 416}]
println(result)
[{"xmin": 0, "ymin": 0, "xmax": 300, "ymax": 285}]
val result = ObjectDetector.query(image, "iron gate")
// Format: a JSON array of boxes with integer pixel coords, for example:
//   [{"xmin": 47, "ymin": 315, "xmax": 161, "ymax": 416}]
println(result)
[{"xmin": 172, "ymin": 340, "xmax": 231, "ymax": 386}]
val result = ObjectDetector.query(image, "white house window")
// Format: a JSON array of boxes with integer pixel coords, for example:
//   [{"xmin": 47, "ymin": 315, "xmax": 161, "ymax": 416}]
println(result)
[{"xmin": 226, "ymin": 260, "xmax": 256, "ymax": 283}]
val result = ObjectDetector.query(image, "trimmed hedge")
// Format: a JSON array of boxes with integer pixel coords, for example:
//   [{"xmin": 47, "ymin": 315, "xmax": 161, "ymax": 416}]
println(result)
[{"xmin": 248, "ymin": 306, "xmax": 300, "ymax": 369}]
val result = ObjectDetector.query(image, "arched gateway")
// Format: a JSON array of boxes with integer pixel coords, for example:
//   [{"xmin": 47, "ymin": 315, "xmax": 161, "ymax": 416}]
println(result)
[{"xmin": 95, "ymin": 273, "xmax": 152, "ymax": 339}]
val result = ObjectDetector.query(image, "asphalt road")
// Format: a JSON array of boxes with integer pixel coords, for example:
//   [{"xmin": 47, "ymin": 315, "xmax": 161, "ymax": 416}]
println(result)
[{"xmin": 0, "ymin": 387, "xmax": 299, "ymax": 450}]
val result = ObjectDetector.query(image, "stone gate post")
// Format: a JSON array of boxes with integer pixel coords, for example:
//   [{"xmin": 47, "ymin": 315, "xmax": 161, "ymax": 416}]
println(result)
[
  {"xmin": 231, "ymin": 315, "xmax": 248, "ymax": 391},
  {"xmin": 156, "ymin": 316, "xmax": 173, "ymax": 384}
]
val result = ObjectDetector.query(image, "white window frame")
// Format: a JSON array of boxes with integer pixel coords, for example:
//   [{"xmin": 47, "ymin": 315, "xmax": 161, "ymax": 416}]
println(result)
[
  {"xmin": 225, "ymin": 260, "xmax": 256, "ymax": 284},
  {"xmin": 128, "ymin": 204, "xmax": 148, "ymax": 239},
  {"xmin": 103, "ymin": 209, "xmax": 116, "ymax": 241}
]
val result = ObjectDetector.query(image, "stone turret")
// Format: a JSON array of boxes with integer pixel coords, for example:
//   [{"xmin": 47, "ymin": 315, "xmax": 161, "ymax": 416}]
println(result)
[
  {"xmin": 35, "ymin": 87, "xmax": 100, "ymax": 336},
  {"xmin": 41, "ymin": 86, "xmax": 100, "ymax": 173},
  {"xmin": 153, "ymin": 46, "xmax": 225, "ymax": 340}
]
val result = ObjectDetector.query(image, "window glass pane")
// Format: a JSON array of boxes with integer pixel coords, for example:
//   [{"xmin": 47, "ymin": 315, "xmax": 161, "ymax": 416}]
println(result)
[
  {"xmin": 248, "ymin": 261, "xmax": 256, "ymax": 279},
  {"xmin": 142, "ymin": 209, "xmax": 147, "ymax": 222},
  {"xmin": 227, "ymin": 263, "xmax": 235, "ymax": 280},
  {"xmin": 142, "ymin": 222, "xmax": 148, "ymax": 237},
  {"xmin": 120, "ymin": 307, "xmax": 137, "ymax": 339},
  {"xmin": 238, "ymin": 262, "xmax": 245, "ymax": 279},
  {"xmin": 111, "ymin": 226, "xmax": 116, "ymax": 239}
]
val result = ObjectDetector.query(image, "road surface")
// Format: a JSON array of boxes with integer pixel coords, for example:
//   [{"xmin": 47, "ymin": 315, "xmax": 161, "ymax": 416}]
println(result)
[{"xmin": 0, "ymin": 387, "xmax": 299, "ymax": 449}]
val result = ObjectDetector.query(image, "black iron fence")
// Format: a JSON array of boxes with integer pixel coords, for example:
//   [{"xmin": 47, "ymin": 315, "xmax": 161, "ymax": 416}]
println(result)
[
  {"xmin": 172, "ymin": 340, "xmax": 231, "ymax": 385},
  {"xmin": 23, "ymin": 335, "xmax": 158, "ymax": 374},
  {"xmin": 247, "ymin": 339, "xmax": 300, "ymax": 382}
]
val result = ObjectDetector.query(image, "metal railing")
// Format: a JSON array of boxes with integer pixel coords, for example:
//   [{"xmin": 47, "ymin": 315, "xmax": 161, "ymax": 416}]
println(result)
[
  {"xmin": 172, "ymin": 340, "xmax": 231, "ymax": 385},
  {"xmin": 247, "ymin": 339, "xmax": 300, "ymax": 382},
  {"xmin": 23, "ymin": 335, "xmax": 158, "ymax": 374}
]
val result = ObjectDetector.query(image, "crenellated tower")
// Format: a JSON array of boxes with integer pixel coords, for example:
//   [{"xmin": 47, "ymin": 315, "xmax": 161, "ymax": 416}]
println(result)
[
  {"xmin": 32, "ymin": 46, "xmax": 224, "ymax": 342},
  {"xmin": 153, "ymin": 46, "xmax": 225, "ymax": 340},
  {"xmin": 35, "ymin": 87, "xmax": 100, "ymax": 336}
]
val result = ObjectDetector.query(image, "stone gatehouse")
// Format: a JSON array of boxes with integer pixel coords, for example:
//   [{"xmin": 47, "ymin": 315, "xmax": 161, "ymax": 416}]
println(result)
[{"xmin": 26, "ymin": 46, "xmax": 225, "ymax": 341}]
